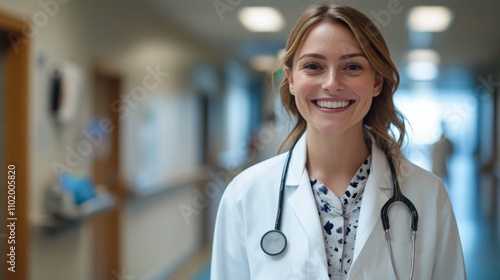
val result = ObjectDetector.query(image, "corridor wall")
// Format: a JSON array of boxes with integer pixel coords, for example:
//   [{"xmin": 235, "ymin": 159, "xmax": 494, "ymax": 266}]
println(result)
[{"xmin": 0, "ymin": 0, "xmax": 221, "ymax": 279}]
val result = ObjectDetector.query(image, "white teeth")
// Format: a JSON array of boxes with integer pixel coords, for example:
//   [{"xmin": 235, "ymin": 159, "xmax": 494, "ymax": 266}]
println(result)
[{"xmin": 316, "ymin": 100, "xmax": 350, "ymax": 109}]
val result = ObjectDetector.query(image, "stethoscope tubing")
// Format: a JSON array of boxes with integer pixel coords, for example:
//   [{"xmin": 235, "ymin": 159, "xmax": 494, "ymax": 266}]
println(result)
[
  {"xmin": 260, "ymin": 140, "xmax": 297, "ymax": 256},
  {"xmin": 274, "ymin": 141, "xmax": 295, "ymax": 230},
  {"xmin": 381, "ymin": 157, "xmax": 419, "ymax": 232},
  {"xmin": 381, "ymin": 156, "xmax": 419, "ymax": 280}
]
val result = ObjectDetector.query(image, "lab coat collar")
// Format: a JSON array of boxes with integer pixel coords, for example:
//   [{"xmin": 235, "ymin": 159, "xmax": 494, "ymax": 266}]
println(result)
[
  {"xmin": 288, "ymin": 170, "xmax": 329, "ymax": 274},
  {"xmin": 283, "ymin": 130, "xmax": 395, "ymax": 263},
  {"xmin": 283, "ymin": 131, "xmax": 392, "ymax": 190},
  {"xmin": 286, "ymin": 132, "xmax": 329, "ymax": 274},
  {"xmin": 353, "ymin": 140, "xmax": 393, "ymax": 259},
  {"xmin": 284, "ymin": 132, "xmax": 307, "ymax": 187}
]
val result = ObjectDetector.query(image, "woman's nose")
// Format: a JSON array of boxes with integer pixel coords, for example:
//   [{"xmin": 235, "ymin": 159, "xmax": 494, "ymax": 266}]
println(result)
[{"xmin": 322, "ymin": 70, "xmax": 343, "ymax": 92}]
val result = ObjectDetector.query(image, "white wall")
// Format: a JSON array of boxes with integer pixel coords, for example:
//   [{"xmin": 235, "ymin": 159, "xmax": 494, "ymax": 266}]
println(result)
[{"xmin": 0, "ymin": 0, "xmax": 220, "ymax": 279}]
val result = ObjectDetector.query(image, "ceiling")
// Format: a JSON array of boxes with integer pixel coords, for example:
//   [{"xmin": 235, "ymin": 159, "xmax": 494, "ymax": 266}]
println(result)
[{"xmin": 144, "ymin": 0, "xmax": 500, "ymax": 76}]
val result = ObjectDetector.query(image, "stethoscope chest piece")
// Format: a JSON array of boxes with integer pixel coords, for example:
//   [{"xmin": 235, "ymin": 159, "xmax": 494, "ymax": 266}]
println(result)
[{"xmin": 261, "ymin": 229, "xmax": 287, "ymax": 256}]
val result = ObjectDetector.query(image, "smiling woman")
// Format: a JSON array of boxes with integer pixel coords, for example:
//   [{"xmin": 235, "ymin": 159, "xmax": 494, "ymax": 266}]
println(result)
[
  {"xmin": 278, "ymin": 5, "xmax": 404, "ymax": 171},
  {"xmin": 284, "ymin": 22, "xmax": 383, "ymax": 169},
  {"xmin": 211, "ymin": 3, "xmax": 466, "ymax": 280}
]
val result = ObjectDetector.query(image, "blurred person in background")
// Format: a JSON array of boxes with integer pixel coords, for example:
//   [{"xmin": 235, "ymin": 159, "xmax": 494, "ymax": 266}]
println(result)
[
  {"xmin": 431, "ymin": 122, "xmax": 455, "ymax": 187},
  {"xmin": 211, "ymin": 2, "xmax": 466, "ymax": 279}
]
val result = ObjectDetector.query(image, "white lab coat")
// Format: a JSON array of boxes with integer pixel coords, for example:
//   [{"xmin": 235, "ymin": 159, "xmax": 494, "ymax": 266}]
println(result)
[{"xmin": 211, "ymin": 134, "xmax": 466, "ymax": 280}]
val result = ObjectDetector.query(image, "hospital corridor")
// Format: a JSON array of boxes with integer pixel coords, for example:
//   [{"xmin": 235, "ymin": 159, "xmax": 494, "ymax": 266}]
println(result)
[{"xmin": 0, "ymin": 0, "xmax": 499, "ymax": 280}]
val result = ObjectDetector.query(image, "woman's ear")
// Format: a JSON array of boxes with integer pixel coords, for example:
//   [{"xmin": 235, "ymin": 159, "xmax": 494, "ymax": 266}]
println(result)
[
  {"xmin": 373, "ymin": 73, "xmax": 383, "ymax": 97},
  {"xmin": 284, "ymin": 67, "xmax": 295, "ymax": 94}
]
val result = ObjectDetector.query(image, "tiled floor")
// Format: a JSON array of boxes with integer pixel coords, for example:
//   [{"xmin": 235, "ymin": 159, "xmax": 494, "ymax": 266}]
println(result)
[{"xmin": 192, "ymin": 153, "xmax": 500, "ymax": 279}]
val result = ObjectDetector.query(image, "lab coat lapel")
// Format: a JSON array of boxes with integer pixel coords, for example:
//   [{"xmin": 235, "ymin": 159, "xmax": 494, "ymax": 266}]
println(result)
[
  {"xmin": 288, "ymin": 171, "xmax": 329, "ymax": 273},
  {"xmin": 284, "ymin": 133, "xmax": 307, "ymax": 187},
  {"xmin": 353, "ymin": 144, "xmax": 393, "ymax": 259},
  {"xmin": 285, "ymin": 134, "xmax": 329, "ymax": 272}
]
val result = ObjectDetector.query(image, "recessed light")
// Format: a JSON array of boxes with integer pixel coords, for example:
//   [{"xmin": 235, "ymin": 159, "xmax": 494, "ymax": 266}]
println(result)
[
  {"xmin": 407, "ymin": 49, "xmax": 440, "ymax": 64},
  {"xmin": 238, "ymin": 7, "xmax": 284, "ymax": 32},
  {"xmin": 407, "ymin": 62, "xmax": 439, "ymax": 81},
  {"xmin": 408, "ymin": 6, "xmax": 452, "ymax": 32}
]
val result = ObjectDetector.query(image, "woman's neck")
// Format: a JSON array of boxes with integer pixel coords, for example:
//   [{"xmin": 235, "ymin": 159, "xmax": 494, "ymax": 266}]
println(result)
[{"xmin": 306, "ymin": 126, "xmax": 370, "ymax": 196}]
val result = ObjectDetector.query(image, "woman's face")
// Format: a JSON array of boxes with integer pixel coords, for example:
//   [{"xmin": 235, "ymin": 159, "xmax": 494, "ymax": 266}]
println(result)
[{"xmin": 285, "ymin": 22, "xmax": 382, "ymax": 137}]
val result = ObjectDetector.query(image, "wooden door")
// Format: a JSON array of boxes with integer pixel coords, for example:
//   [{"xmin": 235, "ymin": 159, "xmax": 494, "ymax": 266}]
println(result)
[
  {"xmin": 91, "ymin": 68, "xmax": 123, "ymax": 280},
  {"xmin": 1, "ymin": 10, "xmax": 30, "ymax": 280}
]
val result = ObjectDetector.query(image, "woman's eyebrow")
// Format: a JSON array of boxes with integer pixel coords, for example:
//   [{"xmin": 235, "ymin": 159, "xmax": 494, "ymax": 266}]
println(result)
[
  {"xmin": 297, "ymin": 52, "xmax": 366, "ymax": 61},
  {"xmin": 340, "ymin": 53, "xmax": 366, "ymax": 60},
  {"xmin": 298, "ymin": 53, "xmax": 327, "ymax": 61}
]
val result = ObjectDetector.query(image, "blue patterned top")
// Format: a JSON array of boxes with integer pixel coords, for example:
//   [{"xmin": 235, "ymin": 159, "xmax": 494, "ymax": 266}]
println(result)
[{"xmin": 310, "ymin": 155, "xmax": 372, "ymax": 279}]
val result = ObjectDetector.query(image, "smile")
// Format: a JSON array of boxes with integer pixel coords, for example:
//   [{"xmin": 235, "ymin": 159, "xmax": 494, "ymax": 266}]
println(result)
[{"xmin": 315, "ymin": 100, "xmax": 351, "ymax": 109}]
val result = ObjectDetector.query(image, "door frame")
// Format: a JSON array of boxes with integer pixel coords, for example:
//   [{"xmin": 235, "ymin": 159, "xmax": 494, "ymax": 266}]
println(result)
[
  {"xmin": 91, "ymin": 64, "xmax": 123, "ymax": 280},
  {"xmin": 0, "ymin": 9, "xmax": 30, "ymax": 280}
]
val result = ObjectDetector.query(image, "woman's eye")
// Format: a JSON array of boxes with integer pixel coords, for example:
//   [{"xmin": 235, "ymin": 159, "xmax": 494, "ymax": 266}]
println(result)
[
  {"xmin": 346, "ymin": 64, "xmax": 362, "ymax": 71},
  {"xmin": 304, "ymin": 63, "xmax": 320, "ymax": 70}
]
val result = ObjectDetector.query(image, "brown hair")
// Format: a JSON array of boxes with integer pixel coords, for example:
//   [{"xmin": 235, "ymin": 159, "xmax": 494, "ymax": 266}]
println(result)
[{"xmin": 276, "ymin": 2, "xmax": 407, "ymax": 167}]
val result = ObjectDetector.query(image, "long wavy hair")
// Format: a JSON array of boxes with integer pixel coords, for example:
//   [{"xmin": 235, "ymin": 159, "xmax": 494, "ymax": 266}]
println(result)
[{"xmin": 275, "ymin": 2, "xmax": 407, "ymax": 168}]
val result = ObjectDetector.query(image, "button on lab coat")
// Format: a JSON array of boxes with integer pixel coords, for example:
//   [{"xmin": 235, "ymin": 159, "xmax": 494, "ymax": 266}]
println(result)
[{"xmin": 211, "ymin": 134, "xmax": 466, "ymax": 280}]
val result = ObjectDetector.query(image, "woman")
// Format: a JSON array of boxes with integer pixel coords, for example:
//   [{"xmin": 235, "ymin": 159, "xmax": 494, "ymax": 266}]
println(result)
[{"xmin": 211, "ymin": 3, "xmax": 466, "ymax": 279}]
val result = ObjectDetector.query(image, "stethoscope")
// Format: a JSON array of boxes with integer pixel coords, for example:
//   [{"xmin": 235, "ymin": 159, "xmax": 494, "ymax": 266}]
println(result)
[{"xmin": 260, "ymin": 141, "xmax": 419, "ymax": 280}]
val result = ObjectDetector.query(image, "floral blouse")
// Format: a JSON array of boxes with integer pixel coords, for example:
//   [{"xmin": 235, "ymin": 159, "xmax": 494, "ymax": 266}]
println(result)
[{"xmin": 310, "ymin": 155, "xmax": 372, "ymax": 279}]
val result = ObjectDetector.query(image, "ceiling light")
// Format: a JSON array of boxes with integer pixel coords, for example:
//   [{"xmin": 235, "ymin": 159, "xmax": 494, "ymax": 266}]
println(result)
[
  {"xmin": 407, "ymin": 49, "xmax": 440, "ymax": 64},
  {"xmin": 408, "ymin": 6, "xmax": 452, "ymax": 32},
  {"xmin": 249, "ymin": 55, "xmax": 277, "ymax": 72},
  {"xmin": 407, "ymin": 62, "xmax": 439, "ymax": 81},
  {"xmin": 406, "ymin": 49, "xmax": 440, "ymax": 81},
  {"xmin": 238, "ymin": 7, "xmax": 284, "ymax": 32}
]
